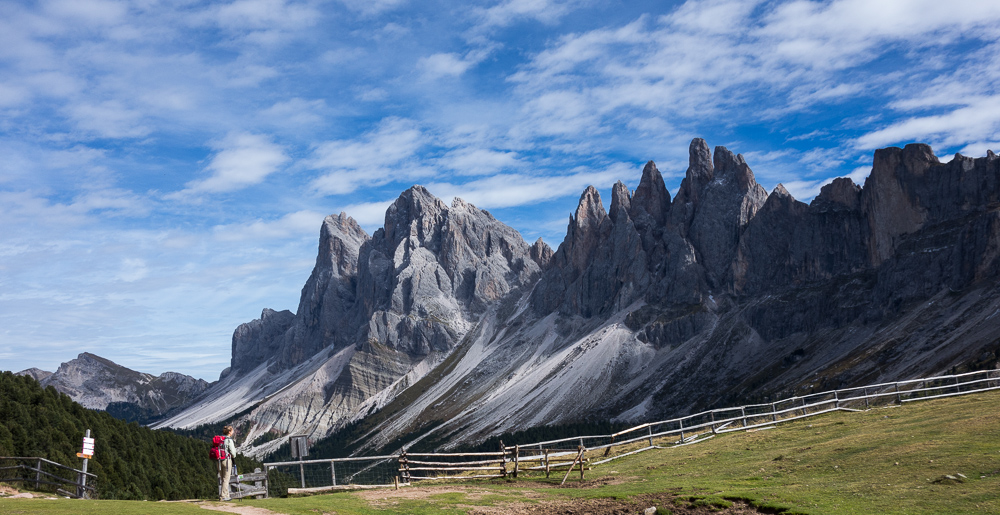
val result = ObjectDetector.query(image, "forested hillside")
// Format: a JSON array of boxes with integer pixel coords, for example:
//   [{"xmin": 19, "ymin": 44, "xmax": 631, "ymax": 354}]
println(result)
[{"xmin": 0, "ymin": 371, "xmax": 255, "ymax": 500}]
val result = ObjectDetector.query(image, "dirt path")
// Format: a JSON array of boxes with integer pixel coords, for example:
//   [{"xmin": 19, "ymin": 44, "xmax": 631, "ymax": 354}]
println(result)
[{"xmin": 197, "ymin": 501, "xmax": 285, "ymax": 515}]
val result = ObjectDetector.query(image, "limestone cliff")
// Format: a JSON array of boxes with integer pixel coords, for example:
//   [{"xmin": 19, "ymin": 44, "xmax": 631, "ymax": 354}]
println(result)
[{"xmin": 154, "ymin": 140, "xmax": 1000, "ymax": 457}]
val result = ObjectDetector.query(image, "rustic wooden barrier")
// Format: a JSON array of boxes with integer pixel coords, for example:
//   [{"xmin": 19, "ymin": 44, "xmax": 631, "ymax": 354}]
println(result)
[
  {"xmin": 399, "ymin": 449, "xmax": 507, "ymax": 482},
  {"xmin": 0, "ymin": 457, "xmax": 97, "ymax": 499},
  {"xmin": 229, "ymin": 467, "xmax": 268, "ymax": 499}
]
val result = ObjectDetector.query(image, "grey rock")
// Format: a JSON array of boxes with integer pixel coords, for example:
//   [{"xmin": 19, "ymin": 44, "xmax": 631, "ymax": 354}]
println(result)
[
  {"xmin": 38, "ymin": 352, "xmax": 210, "ymax": 418},
  {"xmin": 231, "ymin": 308, "xmax": 294, "ymax": 375},
  {"xmin": 15, "ymin": 368, "xmax": 52, "ymax": 382},
  {"xmin": 158, "ymin": 140, "xmax": 1000, "ymax": 458}
]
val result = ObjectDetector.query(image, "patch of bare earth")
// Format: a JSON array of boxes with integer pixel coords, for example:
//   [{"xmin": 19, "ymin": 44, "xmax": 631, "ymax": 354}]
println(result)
[
  {"xmin": 197, "ymin": 503, "xmax": 284, "ymax": 515},
  {"xmin": 355, "ymin": 483, "xmax": 774, "ymax": 514},
  {"xmin": 468, "ymin": 493, "xmax": 770, "ymax": 515}
]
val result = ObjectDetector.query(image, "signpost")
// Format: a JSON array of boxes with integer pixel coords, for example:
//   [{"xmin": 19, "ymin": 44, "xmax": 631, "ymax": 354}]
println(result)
[
  {"xmin": 77, "ymin": 430, "xmax": 93, "ymax": 498},
  {"xmin": 289, "ymin": 435, "xmax": 308, "ymax": 489}
]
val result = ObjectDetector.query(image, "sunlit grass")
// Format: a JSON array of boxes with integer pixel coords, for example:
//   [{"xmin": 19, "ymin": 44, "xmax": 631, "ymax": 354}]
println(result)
[{"xmin": 4, "ymin": 391, "xmax": 1000, "ymax": 514}]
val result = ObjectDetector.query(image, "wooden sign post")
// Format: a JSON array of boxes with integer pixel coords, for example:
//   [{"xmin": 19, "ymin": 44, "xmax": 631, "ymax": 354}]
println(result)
[{"xmin": 77, "ymin": 430, "xmax": 93, "ymax": 498}]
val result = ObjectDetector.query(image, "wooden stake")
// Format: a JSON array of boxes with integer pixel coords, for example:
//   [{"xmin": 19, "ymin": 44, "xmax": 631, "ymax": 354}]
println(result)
[{"xmin": 560, "ymin": 446, "xmax": 584, "ymax": 486}]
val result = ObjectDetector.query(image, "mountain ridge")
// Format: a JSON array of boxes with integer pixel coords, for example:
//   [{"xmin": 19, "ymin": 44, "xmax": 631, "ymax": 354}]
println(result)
[{"xmin": 94, "ymin": 139, "xmax": 1000, "ymax": 457}]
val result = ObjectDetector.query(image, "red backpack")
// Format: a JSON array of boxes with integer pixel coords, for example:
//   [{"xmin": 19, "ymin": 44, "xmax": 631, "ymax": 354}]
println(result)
[{"xmin": 210, "ymin": 435, "xmax": 229, "ymax": 460}]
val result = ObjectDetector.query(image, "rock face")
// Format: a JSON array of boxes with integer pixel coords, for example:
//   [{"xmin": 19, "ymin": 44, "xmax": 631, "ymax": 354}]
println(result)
[
  {"xmin": 156, "ymin": 140, "xmax": 1000, "ymax": 458},
  {"xmin": 154, "ymin": 188, "xmax": 546, "ymax": 455},
  {"xmin": 24, "ymin": 353, "xmax": 211, "ymax": 423}
]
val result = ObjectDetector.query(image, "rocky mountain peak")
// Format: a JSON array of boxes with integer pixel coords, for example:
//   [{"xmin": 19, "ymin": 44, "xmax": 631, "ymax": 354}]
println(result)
[
  {"xmin": 609, "ymin": 181, "xmax": 631, "ymax": 223},
  {"xmin": 530, "ymin": 237, "xmax": 554, "ymax": 268},
  {"xmin": 681, "ymin": 144, "xmax": 768, "ymax": 289},
  {"xmin": 674, "ymin": 138, "xmax": 714, "ymax": 208},
  {"xmin": 320, "ymin": 213, "xmax": 369, "ymax": 278},
  {"xmin": 383, "ymin": 185, "xmax": 449, "ymax": 247},
  {"xmin": 573, "ymin": 185, "xmax": 608, "ymax": 231},
  {"xmin": 629, "ymin": 161, "xmax": 670, "ymax": 227},
  {"xmin": 812, "ymin": 177, "xmax": 862, "ymax": 211},
  {"xmin": 862, "ymin": 145, "xmax": 935, "ymax": 264},
  {"xmin": 15, "ymin": 368, "xmax": 53, "ymax": 382},
  {"xmin": 36, "ymin": 353, "xmax": 210, "ymax": 417}
]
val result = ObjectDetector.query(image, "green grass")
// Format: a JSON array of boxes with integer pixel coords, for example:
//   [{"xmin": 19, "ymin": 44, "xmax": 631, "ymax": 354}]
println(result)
[{"xmin": 4, "ymin": 391, "xmax": 1000, "ymax": 514}]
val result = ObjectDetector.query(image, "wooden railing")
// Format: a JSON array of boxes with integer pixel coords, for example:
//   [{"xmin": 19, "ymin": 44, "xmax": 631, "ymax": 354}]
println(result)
[
  {"xmin": 264, "ymin": 369, "xmax": 1000, "ymax": 494},
  {"xmin": 0, "ymin": 456, "xmax": 97, "ymax": 499}
]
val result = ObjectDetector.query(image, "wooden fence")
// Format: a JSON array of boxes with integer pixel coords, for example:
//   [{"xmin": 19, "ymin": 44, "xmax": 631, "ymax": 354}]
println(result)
[
  {"xmin": 225, "ymin": 466, "xmax": 268, "ymax": 499},
  {"xmin": 263, "ymin": 369, "xmax": 1000, "ymax": 495},
  {"xmin": 0, "ymin": 456, "xmax": 97, "ymax": 499}
]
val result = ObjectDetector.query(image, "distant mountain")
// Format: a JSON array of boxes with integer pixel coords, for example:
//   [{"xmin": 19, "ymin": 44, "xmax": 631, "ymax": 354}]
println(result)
[
  {"xmin": 18, "ymin": 352, "xmax": 212, "ymax": 424},
  {"xmin": 153, "ymin": 140, "xmax": 1000, "ymax": 458}
]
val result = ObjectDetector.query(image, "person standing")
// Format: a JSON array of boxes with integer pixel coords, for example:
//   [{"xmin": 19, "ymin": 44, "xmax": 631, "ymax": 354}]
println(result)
[{"xmin": 218, "ymin": 425, "xmax": 238, "ymax": 501}]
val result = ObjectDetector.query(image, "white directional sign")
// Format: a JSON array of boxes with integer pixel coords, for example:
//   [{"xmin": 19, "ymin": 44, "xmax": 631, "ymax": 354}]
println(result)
[{"xmin": 81, "ymin": 437, "xmax": 95, "ymax": 456}]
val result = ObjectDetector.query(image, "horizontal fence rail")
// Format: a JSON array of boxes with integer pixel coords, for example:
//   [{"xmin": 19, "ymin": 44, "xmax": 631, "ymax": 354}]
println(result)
[
  {"xmin": 263, "ymin": 370, "xmax": 1000, "ymax": 496},
  {"xmin": 264, "ymin": 455, "xmax": 399, "ymax": 496},
  {"xmin": 0, "ymin": 457, "xmax": 98, "ymax": 499}
]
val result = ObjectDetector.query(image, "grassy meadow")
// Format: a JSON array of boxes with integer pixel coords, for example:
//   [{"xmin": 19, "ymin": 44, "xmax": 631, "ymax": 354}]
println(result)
[{"xmin": 3, "ymin": 390, "xmax": 1000, "ymax": 514}]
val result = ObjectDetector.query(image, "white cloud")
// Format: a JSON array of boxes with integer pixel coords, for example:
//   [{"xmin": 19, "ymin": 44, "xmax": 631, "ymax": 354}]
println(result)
[
  {"xmin": 69, "ymin": 100, "xmax": 151, "ymax": 139},
  {"xmin": 477, "ymin": 0, "xmax": 580, "ymax": 30},
  {"xmin": 437, "ymin": 147, "xmax": 520, "ymax": 175},
  {"xmin": 308, "ymin": 118, "xmax": 426, "ymax": 195},
  {"xmin": 854, "ymin": 96, "xmax": 1000, "ymax": 150},
  {"xmin": 172, "ymin": 133, "xmax": 289, "ymax": 197},
  {"xmin": 259, "ymin": 98, "xmax": 327, "ymax": 128},
  {"xmin": 338, "ymin": 0, "xmax": 408, "ymax": 16},
  {"xmin": 117, "ymin": 258, "xmax": 149, "ymax": 282},
  {"xmin": 426, "ymin": 163, "xmax": 632, "ymax": 209},
  {"xmin": 210, "ymin": 0, "xmax": 319, "ymax": 32},
  {"xmin": 420, "ymin": 53, "xmax": 476, "ymax": 78},
  {"xmin": 42, "ymin": 0, "xmax": 127, "ymax": 26},
  {"xmin": 213, "ymin": 210, "xmax": 326, "ymax": 242}
]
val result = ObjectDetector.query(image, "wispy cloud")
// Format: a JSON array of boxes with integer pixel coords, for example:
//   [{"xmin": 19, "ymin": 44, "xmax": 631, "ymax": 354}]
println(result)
[
  {"xmin": 308, "ymin": 118, "xmax": 427, "ymax": 195},
  {"xmin": 170, "ymin": 133, "xmax": 289, "ymax": 198},
  {"xmin": 3, "ymin": 0, "xmax": 999, "ymax": 379},
  {"xmin": 426, "ymin": 163, "xmax": 632, "ymax": 209},
  {"xmin": 213, "ymin": 210, "xmax": 326, "ymax": 242}
]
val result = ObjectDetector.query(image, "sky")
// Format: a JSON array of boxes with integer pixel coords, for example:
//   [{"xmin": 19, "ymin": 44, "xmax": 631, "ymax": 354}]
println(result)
[{"xmin": 2, "ymin": 0, "xmax": 999, "ymax": 381}]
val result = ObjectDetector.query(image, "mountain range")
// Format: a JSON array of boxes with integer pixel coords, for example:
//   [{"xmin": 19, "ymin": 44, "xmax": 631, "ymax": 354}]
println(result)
[
  {"xmin": 21, "ymin": 139, "xmax": 1000, "ymax": 458},
  {"xmin": 17, "ymin": 352, "xmax": 211, "ymax": 423}
]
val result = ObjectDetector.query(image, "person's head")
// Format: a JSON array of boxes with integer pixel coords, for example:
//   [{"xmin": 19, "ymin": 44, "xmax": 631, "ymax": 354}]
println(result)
[{"xmin": 223, "ymin": 425, "xmax": 234, "ymax": 436}]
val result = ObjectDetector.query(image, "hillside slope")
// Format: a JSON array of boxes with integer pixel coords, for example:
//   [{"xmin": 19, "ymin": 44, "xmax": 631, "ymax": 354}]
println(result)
[
  {"xmin": 0, "ymin": 371, "xmax": 255, "ymax": 500},
  {"xmin": 155, "ymin": 140, "xmax": 1000, "ymax": 457}
]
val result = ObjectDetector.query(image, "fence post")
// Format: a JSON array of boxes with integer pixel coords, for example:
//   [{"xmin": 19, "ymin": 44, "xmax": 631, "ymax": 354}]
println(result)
[
  {"xmin": 741, "ymin": 407, "xmax": 747, "ymax": 428},
  {"xmin": 710, "ymin": 411, "xmax": 716, "ymax": 434},
  {"xmin": 863, "ymin": 387, "xmax": 870, "ymax": 409},
  {"xmin": 895, "ymin": 383, "xmax": 901, "ymax": 404},
  {"xmin": 679, "ymin": 418, "xmax": 686, "ymax": 442},
  {"xmin": 648, "ymin": 425, "xmax": 653, "ymax": 446},
  {"xmin": 500, "ymin": 441, "xmax": 507, "ymax": 478},
  {"xmin": 834, "ymin": 390, "xmax": 840, "ymax": 409},
  {"xmin": 331, "ymin": 460, "xmax": 337, "ymax": 487},
  {"xmin": 544, "ymin": 449, "xmax": 550, "ymax": 478},
  {"xmin": 514, "ymin": 445, "xmax": 519, "ymax": 479},
  {"xmin": 771, "ymin": 403, "xmax": 777, "ymax": 422}
]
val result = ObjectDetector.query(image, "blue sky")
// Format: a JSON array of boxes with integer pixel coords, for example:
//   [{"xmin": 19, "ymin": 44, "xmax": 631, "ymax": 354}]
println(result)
[{"xmin": 2, "ymin": 0, "xmax": 999, "ymax": 380}]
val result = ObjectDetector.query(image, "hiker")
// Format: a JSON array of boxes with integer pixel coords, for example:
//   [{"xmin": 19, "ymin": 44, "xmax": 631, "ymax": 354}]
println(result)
[{"xmin": 214, "ymin": 425, "xmax": 238, "ymax": 501}]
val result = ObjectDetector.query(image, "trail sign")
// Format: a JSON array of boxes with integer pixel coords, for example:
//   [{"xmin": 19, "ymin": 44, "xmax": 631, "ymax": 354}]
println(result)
[{"xmin": 82, "ymin": 436, "xmax": 95, "ymax": 456}]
